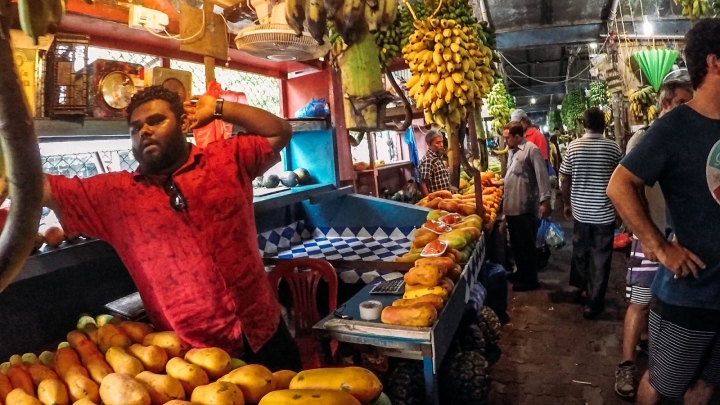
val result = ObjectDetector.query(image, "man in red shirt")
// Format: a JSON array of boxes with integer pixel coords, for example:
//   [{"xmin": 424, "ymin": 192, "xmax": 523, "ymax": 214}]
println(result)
[
  {"xmin": 42, "ymin": 86, "xmax": 300, "ymax": 371},
  {"xmin": 511, "ymin": 109, "xmax": 549, "ymax": 163}
]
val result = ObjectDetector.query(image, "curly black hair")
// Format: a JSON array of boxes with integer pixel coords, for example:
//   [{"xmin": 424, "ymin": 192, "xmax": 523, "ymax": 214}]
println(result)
[
  {"xmin": 583, "ymin": 107, "xmax": 605, "ymax": 132},
  {"xmin": 125, "ymin": 85, "xmax": 185, "ymax": 124},
  {"xmin": 684, "ymin": 19, "xmax": 720, "ymax": 89}
]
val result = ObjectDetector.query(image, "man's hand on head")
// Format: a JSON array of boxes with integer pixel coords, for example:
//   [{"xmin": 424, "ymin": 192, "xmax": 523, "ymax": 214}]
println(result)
[{"xmin": 184, "ymin": 95, "xmax": 217, "ymax": 130}]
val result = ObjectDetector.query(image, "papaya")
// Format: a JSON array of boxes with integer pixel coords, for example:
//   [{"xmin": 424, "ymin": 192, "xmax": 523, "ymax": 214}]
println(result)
[
  {"xmin": 27, "ymin": 364, "xmax": 59, "ymax": 387},
  {"xmin": 289, "ymin": 367, "xmax": 382, "ymax": 404},
  {"xmin": 117, "ymin": 322, "xmax": 154, "ymax": 344},
  {"xmin": 414, "ymin": 257, "xmax": 455, "ymax": 272},
  {"xmin": 458, "ymin": 203, "xmax": 476, "ymax": 216},
  {"xmin": 403, "ymin": 265, "xmax": 443, "ymax": 287},
  {"xmin": 381, "ymin": 303, "xmax": 438, "ymax": 327},
  {"xmin": 126, "ymin": 345, "xmax": 168, "ymax": 374},
  {"xmin": 135, "ymin": 371, "xmax": 185, "ymax": 405},
  {"xmin": 164, "ymin": 358, "xmax": 209, "ymax": 397},
  {"xmin": 7, "ymin": 366, "xmax": 34, "ymax": 396},
  {"xmin": 142, "ymin": 332, "xmax": 190, "ymax": 358},
  {"xmin": 425, "ymin": 197, "xmax": 443, "ymax": 209},
  {"xmin": 427, "ymin": 190, "xmax": 452, "ymax": 200},
  {"xmin": 425, "ymin": 209, "xmax": 448, "ymax": 222},
  {"xmin": 218, "ymin": 364, "xmax": 275, "ymax": 404},
  {"xmin": 184, "ymin": 348, "xmax": 231, "ymax": 380},
  {"xmin": 446, "ymin": 264, "xmax": 463, "ymax": 282},
  {"xmin": 105, "ymin": 347, "xmax": 144, "ymax": 377},
  {"xmin": 402, "ymin": 286, "xmax": 448, "ymax": 300},
  {"xmin": 410, "ymin": 232, "xmax": 438, "ymax": 249},
  {"xmin": 63, "ymin": 367, "xmax": 99, "ymax": 403},
  {"xmin": 391, "ymin": 294, "xmax": 444, "ymax": 310},
  {"xmin": 190, "ymin": 381, "xmax": 244, "ymax": 405},
  {"xmin": 37, "ymin": 379, "xmax": 69, "ymax": 405},
  {"xmin": 5, "ymin": 388, "xmax": 42, "ymax": 405},
  {"xmin": 438, "ymin": 199, "xmax": 460, "ymax": 213},
  {"xmin": 259, "ymin": 390, "xmax": 360, "ymax": 405},
  {"xmin": 437, "ymin": 229, "xmax": 468, "ymax": 250},
  {"xmin": 95, "ymin": 324, "xmax": 132, "ymax": 354},
  {"xmin": 99, "ymin": 373, "xmax": 150, "ymax": 405},
  {"xmin": 412, "ymin": 227, "xmax": 436, "ymax": 239},
  {"xmin": 67, "ymin": 331, "xmax": 113, "ymax": 384},
  {"xmin": 271, "ymin": 370, "xmax": 297, "ymax": 390}
]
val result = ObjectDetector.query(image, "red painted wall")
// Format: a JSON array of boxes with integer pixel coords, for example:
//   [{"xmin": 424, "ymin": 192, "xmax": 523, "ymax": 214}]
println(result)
[{"xmin": 284, "ymin": 70, "xmax": 330, "ymax": 118}]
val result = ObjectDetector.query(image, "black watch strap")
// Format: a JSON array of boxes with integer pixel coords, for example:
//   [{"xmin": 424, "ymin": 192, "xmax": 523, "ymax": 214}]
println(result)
[{"xmin": 214, "ymin": 98, "xmax": 224, "ymax": 119}]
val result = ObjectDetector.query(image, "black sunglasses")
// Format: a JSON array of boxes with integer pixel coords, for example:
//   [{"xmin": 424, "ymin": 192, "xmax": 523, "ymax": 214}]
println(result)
[{"xmin": 163, "ymin": 177, "xmax": 188, "ymax": 211}]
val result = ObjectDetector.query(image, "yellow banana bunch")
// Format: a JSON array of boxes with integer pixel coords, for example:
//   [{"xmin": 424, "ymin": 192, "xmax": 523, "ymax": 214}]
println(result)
[
  {"xmin": 627, "ymin": 85, "xmax": 657, "ymax": 123},
  {"xmin": 674, "ymin": 0, "xmax": 710, "ymax": 19},
  {"xmin": 18, "ymin": 0, "xmax": 65, "ymax": 45},
  {"xmin": 403, "ymin": 18, "xmax": 495, "ymax": 129}
]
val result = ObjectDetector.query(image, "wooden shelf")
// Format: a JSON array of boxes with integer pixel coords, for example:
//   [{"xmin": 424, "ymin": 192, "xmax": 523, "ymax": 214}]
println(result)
[{"xmin": 356, "ymin": 160, "xmax": 412, "ymax": 174}]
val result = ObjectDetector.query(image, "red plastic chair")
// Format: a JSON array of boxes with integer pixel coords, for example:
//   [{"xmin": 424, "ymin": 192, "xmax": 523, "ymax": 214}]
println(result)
[{"xmin": 268, "ymin": 258, "xmax": 338, "ymax": 369}]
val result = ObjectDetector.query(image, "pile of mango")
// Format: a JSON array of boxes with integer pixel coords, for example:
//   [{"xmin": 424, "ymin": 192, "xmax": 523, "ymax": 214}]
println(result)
[
  {"xmin": 416, "ymin": 190, "xmax": 478, "ymax": 216},
  {"xmin": 0, "ymin": 314, "xmax": 389, "ymax": 405},
  {"xmin": 381, "ymin": 256, "xmax": 459, "ymax": 328},
  {"xmin": 479, "ymin": 172, "xmax": 503, "ymax": 227},
  {"xmin": 396, "ymin": 211, "xmax": 482, "ymax": 266},
  {"xmin": 459, "ymin": 170, "xmax": 474, "ymax": 195}
]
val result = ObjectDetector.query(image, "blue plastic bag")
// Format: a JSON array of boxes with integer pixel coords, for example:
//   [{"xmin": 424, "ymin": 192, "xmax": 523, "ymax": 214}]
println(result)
[
  {"xmin": 537, "ymin": 218, "xmax": 565, "ymax": 249},
  {"xmin": 294, "ymin": 98, "xmax": 330, "ymax": 118}
]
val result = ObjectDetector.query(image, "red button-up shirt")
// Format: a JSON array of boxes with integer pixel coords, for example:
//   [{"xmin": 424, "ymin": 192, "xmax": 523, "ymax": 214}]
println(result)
[{"xmin": 48, "ymin": 135, "xmax": 281, "ymax": 354}]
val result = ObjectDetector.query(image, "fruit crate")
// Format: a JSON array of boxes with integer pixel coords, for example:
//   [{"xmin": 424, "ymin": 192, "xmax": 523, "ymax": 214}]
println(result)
[{"xmin": 44, "ymin": 34, "xmax": 90, "ymax": 117}]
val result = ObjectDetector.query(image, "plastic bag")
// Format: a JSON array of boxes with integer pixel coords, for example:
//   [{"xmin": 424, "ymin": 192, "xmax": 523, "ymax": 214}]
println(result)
[
  {"xmin": 294, "ymin": 98, "xmax": 330, "ymax": 118},
  {"xmin": 537, "ymin": 218, "xmax": 565, "ymax": 249},
  {"xmin": 192, "ymin": 81, "xmax": 249, "ymax": 148}
]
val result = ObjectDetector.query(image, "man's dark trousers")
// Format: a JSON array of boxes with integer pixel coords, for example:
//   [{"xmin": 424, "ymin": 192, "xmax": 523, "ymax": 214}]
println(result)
[
  {"xmin": 569, "ymin": 220, "xmax": 615, "ymax": 311},
  {"xmin": 506, "ymin": 213, "xmax": 539, "ymax": 286}
]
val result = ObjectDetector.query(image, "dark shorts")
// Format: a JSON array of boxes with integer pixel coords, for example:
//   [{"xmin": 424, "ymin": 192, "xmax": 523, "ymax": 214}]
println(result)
[
  {"xmin": 648, "ymin": 297, "xmax": 720, "ymax": 397},
  {"xmin": 625, "ymin": 239, "xmax": 659, "ymax": 305}
]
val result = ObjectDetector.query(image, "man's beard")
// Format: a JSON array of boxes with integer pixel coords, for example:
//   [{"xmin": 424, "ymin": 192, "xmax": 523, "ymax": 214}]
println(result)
[{"xmin": 132, "ymin": 135, "xmax": 187, "ymax": 174}]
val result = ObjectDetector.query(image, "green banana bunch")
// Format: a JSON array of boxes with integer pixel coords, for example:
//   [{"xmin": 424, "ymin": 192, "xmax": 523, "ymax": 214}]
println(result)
[
  {"xmin": 18, "ymin": 0, "xmax": 65, "ymax": 45},
  {"xmin": 487, "ymin": 82, "xmax": 511, "ymax": 135},
  {"xmin": 674, "ymin": 0, "xmax": 710, "ymax": 19},
  {"xmin": 399, "ymin": 2, "xmax": 430, "ymax": 49},
  {"xmin": 305, "ymin": 0, "xmax": 328, "ymax": 44},
  {"xmin": 375, "ymin": 11, "xmax": 402, "ymax": 68},
  {"xmin": 589, "ymin": 81, "xmax": 609, "ymax": 107},
  {"xmin": 561, "ymin": 88, "xmax": 587, "ymax": 132},
  {"xmin": 285, "ymin": 0, "xmax": 307, "ymax": 36}
]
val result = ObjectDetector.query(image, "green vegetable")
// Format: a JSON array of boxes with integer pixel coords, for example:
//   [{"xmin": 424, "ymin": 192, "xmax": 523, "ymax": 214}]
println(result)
[
  {"xmin": 589, "ymin": 81, "xmax": 609, "ymax": 107},
  {"xmin": 561, "ymin": 88, "xmax": 587, "ymax": 133},
  {"xmin": 487, "ymin": 82, "xmax": 512, "ymax": 136}
]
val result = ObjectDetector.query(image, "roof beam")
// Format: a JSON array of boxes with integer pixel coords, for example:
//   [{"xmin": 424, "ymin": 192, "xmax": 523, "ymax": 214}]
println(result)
[
  {"xmin": 496, "ymin": 24, "xmax": 601, "ymax": 50},
  {"xmin": 506, "ymin": 83, "xmax": 567, "ymax": 97}
]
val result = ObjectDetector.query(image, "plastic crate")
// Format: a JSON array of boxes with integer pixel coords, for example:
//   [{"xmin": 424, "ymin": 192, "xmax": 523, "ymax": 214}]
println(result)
[{"xmin": 44, "ymin": 34, "xmax": 90, "ymax": 117}]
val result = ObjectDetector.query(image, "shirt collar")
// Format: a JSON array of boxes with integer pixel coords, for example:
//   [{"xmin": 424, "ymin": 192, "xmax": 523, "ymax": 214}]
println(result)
[
  {"xmin": 512, "ymin": 138, "xmax": 527, "ymax": 151},
  {"xmin": 133, "ymin": 143, "xmax": 203, "ymax": 181},
  {"xmin": 583, "ymin": 132, "xmax": 603, "ymax": 139}
]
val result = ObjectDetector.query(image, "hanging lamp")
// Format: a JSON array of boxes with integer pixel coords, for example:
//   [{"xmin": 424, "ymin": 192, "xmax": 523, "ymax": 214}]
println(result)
[{"xmin": 632, "ymin": 49, "xmax": 679, "ymax": 91}]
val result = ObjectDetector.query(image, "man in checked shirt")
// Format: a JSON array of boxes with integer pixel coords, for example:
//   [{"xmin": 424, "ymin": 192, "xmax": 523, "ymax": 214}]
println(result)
[{"xmin": 419, "ymin": 130, "xmax": 455, "ymax": 196}]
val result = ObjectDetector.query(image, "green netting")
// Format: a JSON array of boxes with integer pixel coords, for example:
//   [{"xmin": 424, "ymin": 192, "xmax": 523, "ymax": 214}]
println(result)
[{"xmin": 632, "ymin": 49, "xmax": 679, "ymax": 91}]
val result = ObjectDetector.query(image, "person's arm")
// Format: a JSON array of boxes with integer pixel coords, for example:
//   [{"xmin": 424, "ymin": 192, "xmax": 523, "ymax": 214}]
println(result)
[
  {"xmin": 560, "ymin": 174, "xmax": 572, "ymax": 220},
  {"xmin": 530, "ymin": 148, "xmax": 551, "ymax": 218},
  {"xmin": 607, "ymin": 166, "xmax": 704, "ymax": 277},
  {"xmin": 42, "ymin": 174, "xmax": 112, "ymax": 241},
  {"xmin": 186, "ymin": 95, "xmax": 292, "ymax": 153},
  {"xmin": 419, "ymin": 181, "xmax": 430, "ymax": 197}
]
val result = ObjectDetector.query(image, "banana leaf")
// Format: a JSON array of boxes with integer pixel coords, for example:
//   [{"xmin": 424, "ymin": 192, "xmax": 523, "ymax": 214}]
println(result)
[{"xmin": 632, "ymin": 49, "xmax": 679, "ymax": 92}]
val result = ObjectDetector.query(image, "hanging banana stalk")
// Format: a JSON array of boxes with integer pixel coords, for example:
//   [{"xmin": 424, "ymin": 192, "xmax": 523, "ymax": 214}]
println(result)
[{"xmin": 0, "ymin": 0, "xmax": 64, "ymax": 291}]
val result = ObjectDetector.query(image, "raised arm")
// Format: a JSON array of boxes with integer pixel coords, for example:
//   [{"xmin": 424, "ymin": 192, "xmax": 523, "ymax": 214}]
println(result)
[{"xmin": 186, "ymin": 95, "xmax": 292, "ymax": 153}]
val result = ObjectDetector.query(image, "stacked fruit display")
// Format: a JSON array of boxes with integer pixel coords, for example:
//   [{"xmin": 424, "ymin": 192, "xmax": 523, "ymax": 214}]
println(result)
[
  {"xmin": 0, "ymin": 314, "xmax": 388, "ymax": 405},
  {"xmin": 396, "ymin": 210, "xmax": 481, "ymax": 265},
  {"xmin": 487, "ymin": 82, "xmax": 511, "ymax": 135},
  {"xmin": 628, "ymin": 85, "xmax": 658, "ymax": 123},
  {"xmin": 402, "ymin": 17, "xmax": 495, "ymax": 128}
]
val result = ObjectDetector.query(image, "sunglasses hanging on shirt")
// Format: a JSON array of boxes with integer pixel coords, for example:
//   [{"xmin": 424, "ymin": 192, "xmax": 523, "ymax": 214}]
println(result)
[{"xmin": 163, "ymin": 177, "xmax": 188, "ymax": 211}]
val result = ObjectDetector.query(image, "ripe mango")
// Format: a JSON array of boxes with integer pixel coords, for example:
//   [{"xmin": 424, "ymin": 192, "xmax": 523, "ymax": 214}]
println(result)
[
  {"xmin": 437, "ymin": 229, "xmax": 468, "ymax": 250},
  {"xmin": 426, "ymin": 209, "xmax": 449, "ymax": 222}
]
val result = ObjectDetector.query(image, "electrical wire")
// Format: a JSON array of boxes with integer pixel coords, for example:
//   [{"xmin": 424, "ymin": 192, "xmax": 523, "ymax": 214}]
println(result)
[{"xmin": 142, "ymin": 9, "xmax": 206, "ymax": 42}]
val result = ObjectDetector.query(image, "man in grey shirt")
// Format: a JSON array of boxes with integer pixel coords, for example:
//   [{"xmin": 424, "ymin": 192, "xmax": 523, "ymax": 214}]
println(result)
[{"xmin": 502, "ymin": 121, "xmax": 551, "ymax": 291}]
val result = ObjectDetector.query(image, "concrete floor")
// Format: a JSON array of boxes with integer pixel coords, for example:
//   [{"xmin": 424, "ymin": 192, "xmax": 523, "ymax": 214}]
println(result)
[{"xmin": 487, "ymin": 218, "xmax": 720, "ymax": 405}]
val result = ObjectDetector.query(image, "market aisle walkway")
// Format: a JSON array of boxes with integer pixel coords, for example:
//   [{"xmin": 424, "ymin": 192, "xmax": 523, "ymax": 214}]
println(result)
[{"xmin": 488, "ymin": 218, "xmax": 639, "ymax": 405}]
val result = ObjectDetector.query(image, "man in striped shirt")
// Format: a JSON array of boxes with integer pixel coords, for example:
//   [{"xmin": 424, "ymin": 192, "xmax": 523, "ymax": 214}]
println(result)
[{"xmin": 559, "ymin": 107, "xmax": 623, "ymax": 319}]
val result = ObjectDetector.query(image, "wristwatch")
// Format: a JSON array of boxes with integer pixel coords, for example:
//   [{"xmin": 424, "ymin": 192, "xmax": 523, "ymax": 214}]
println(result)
[{"xmin": 214, "ymin": 98, "xmax": 224, "ymax": 119}]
